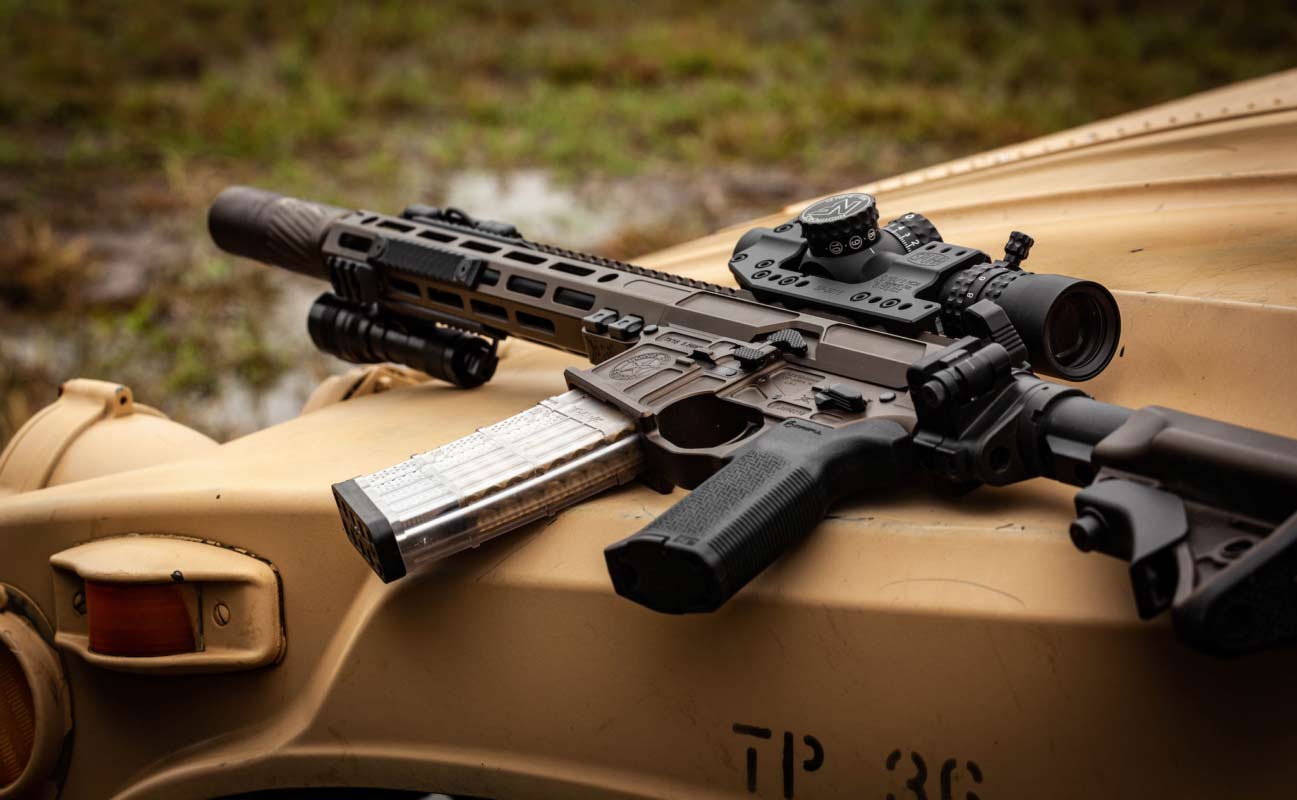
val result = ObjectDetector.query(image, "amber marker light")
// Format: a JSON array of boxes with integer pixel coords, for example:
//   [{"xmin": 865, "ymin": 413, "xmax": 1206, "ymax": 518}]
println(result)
[{"xmin": 84, "ymin": 581, "xmax": 200, "ymax": 657}]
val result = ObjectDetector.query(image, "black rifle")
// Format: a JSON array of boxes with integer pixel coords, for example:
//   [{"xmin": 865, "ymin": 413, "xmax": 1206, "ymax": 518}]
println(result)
[{"xmin": 210, "ymin": 186, "xmax": 1297, "ymax": 655}]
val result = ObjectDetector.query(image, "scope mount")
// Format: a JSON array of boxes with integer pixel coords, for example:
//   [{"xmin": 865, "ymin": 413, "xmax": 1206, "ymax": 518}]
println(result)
[
  {"xmin": 729, "ymin": 193, "xmax": 1119, "ymax": 383},
  {"xmin": 729, "ymin": 201, "xmax": 1024, "ymax": 339}
]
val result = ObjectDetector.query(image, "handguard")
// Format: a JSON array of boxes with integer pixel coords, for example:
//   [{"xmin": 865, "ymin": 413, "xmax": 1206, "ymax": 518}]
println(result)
[{"xmin": 604, "ymin": 417, "xmax": 912, "ymax": 613}]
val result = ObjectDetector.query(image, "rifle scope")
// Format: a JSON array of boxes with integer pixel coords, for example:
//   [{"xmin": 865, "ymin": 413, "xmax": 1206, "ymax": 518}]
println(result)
[{"xmin": 730, "ymin": 192, "xmax": 1121, "ymax": 381}]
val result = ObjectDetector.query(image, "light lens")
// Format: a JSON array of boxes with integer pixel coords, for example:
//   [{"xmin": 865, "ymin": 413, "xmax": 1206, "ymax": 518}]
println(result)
[{"xmin": 85, "ymin": 581, "xmax": 199, "ymax": 657}]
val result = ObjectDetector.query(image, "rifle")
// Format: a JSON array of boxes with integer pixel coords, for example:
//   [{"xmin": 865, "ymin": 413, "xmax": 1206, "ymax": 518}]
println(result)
[{"xmin": 209, "ymin": 186, "xmax": 1297, "ymax": 655}]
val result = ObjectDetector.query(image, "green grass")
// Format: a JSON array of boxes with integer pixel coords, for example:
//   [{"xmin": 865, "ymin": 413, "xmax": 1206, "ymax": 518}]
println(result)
[
  {"xmin": 0, "ymin": 0, "xmax": 1294, "ymax": 445},
  {"xmin": 3, "ymin": 1, "xmax": 1293, "ymax": 190}
]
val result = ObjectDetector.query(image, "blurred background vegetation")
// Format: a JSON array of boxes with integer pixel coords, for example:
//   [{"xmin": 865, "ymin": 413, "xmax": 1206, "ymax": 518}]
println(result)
[{"xmin": 1, "ymin": 0, "xmax": 1294, "ymax": 446}]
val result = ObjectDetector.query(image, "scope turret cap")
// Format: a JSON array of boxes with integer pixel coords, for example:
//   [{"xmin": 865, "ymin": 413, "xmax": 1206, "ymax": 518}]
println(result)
[
  {"xmin": 882, "ymin": 212, "xmax": 943, "ymax": 252},
  {"xmin": 798, "ymin": 192, "xmax": 880, "ymax": 258}
]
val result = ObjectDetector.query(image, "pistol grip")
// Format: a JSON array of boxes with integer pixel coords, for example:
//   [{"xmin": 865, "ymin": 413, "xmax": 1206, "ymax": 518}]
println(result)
[{"xmin": 605, "ymin": 418, "xmax": 911, "ymax": 613}]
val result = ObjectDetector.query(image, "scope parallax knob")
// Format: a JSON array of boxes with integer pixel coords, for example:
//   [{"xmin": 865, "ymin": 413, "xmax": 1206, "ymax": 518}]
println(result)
[{"xmin": 798, "ymin": 192, "xmax": 880, "ymax": 258}]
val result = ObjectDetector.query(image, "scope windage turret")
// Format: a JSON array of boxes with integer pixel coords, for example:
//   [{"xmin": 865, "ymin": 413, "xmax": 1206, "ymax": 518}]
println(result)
[{"xmin": 728, "ymin": 192, "xmax": 1121, "ymax": 381}]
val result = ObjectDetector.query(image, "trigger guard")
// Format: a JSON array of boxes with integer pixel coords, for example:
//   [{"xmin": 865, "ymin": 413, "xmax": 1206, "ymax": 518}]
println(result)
[{"xmin": 640, "ymin": 419, "xmax": 772, "ymax": 491}]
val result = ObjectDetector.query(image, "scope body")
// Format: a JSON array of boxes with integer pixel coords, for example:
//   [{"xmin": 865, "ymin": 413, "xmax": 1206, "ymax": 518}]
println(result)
[{"xmin": 729, "ymin": 193, "xmax": 1120, "ymax": 381}]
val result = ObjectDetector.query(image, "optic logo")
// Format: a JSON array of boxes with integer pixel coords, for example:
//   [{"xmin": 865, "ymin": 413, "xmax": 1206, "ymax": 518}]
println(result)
[
  {"xmin": 799, "ymin": 193, "xmax": 874, "ymax": 225},
  {"xmin": 608, "ymin": 351, "xmax": 672, "ymax": 381}
]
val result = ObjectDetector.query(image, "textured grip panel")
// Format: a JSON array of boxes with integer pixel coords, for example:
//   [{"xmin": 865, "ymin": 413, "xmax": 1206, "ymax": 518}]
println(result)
[
  {"xmin": 606, "ymin": 418, "xmax": 912, "ymax": 613},
  {"xmin": 668, "ymin": 448, "xmax": 826, "ymax": 606},
  {"xmin": 209, "ymin": 186, "xmax": 347, "ymax": 279}
]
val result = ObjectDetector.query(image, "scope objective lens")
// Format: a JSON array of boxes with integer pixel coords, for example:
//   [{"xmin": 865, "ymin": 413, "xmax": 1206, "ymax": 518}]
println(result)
[{"xmin": 940, "ymin": 268, "xmax": 1120, "ymax": 381}]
